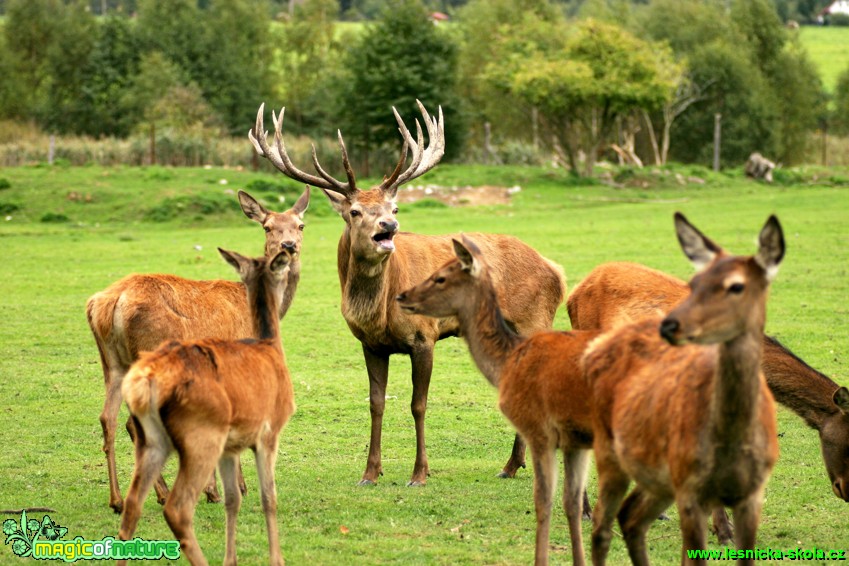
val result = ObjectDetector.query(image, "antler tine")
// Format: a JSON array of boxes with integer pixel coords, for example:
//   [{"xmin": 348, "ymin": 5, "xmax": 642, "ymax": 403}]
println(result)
[
  {"xmin": 249, "ymin": 104, "xmax": 353, "ymax": 193},
  {"xmin": 337, "ymin": 130, "xmax": 359, "ymax": 191},
  {"xmin": 378, "ymin": 138, "xmax": 409, "ymax": 191},
  {"xmin": 385, "ymin": 102, "xmax": 445, "ymax": 192}
]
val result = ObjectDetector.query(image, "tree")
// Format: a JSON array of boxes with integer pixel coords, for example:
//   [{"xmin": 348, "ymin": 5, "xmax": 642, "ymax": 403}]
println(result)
[
  {"xmin": 833, "ymin": 65, "xmax": 849, "ymax": 136},
  {"xmin": 335, "ymin": 0, "xmax": 465, "ymax": 172},
  {"xmin": 199, "ymin": 0, "xmax": 276, "ymax": 135},
  {"xmin": 496, "ymin": 19, "xmax": 674, "ymax": 176},
  {"xmin": 272, "ymin": 0, "xmax": 341, "ymax": 132}
]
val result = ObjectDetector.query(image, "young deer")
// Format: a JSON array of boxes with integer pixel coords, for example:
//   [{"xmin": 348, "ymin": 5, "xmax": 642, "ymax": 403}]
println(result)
[
  {"xmin": 86, "ymin": 189, "xmax": 307, "ymax": 513},
  {"xmin": 397, "ymin": 235, "xmax": 597, "ymax": 566},
  {"xmin": 568, "ymin": 261, "xmax": 849, "ymax": 507},
  {"xmin": 585, "ymin": 213, "xmax": 783, "ymax": 565},
  {"xmin": 249, "ymin": 102, "xmax": 566, "ymax": 486},
  {"xmin": 117, "ymin": 248, "xmax": 296, "ymax": 566}
]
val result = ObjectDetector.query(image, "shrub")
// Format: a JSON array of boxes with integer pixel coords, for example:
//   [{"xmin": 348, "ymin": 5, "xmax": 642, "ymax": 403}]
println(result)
[
  {"xmin": 0, "ymin": 179, "xmax": 10, "ymax": 190},
  {"xmin": 40, "ymin": 212, "xmax": 71, "ymax": 223}
]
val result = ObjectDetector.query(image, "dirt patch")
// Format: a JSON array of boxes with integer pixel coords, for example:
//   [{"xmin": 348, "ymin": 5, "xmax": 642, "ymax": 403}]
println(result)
[{"xmin": 396, "ymin": 184, "xmax": 518, "ymax": 207}]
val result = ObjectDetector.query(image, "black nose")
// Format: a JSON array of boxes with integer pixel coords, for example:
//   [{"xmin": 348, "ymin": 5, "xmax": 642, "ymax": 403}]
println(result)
[
  {"xmin": 281, "ymin": 240, "xmax": 296, "ymax": 250},
  {"xmin": 659, "ymin": 318, "xmax": 679, "ymax": 343},
  {"xmin": 396, "ymin": 292, "xmax": 406, "ymax": 302},
  {"xmin": 380, "ymin": 220, "xmax": 399, "ymax": 232}
]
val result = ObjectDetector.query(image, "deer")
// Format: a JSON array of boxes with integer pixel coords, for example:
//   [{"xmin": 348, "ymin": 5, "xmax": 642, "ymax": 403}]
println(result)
[
  {"xmin": 86, "ymin": 188, "xmax": 308, "ymax": 513},
  {"xmin": 248, "ymin": 100, "xmax": 566, "ymax": 486},
  {"xmin": 396, "ymin": 235, "xmax": 599, "ymax": 566},
  {"xmin": 584, "ymin": 213, "xmax": 783, "ymax": 565},
  {"xmin": 117, "ymin": 247, "xmax": 295, "ymax": 566},
  {"xmin": 568, "ymin": 261, "xmax": 849, "ymax": 521}
]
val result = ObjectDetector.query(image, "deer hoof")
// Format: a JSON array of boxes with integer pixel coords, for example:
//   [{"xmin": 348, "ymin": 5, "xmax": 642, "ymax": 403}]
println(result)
[
  {"xmin": 110, "ymin": 501, "xmax": 123, "ymax": 515},
  {"xmin": 406, "ymin": 480, "xmax": 426, "ymax": 487},
  {"xmin": 357, "ymin": 479, "xmax": 377, "ymax": 487}
]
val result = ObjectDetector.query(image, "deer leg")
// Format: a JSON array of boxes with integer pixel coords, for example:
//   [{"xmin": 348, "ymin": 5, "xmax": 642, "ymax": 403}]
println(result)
[
  {"xmin": 676, "ymin": 494, "xmax": 709, "ymax": 566},
  {"xmin": 618, "ymin": 486, "xmax": 674, "ymax": 566},
  {"xmin": 256, "ymin": 433, "xmax": 284, "ymax": 566},
  {"xmin": 591, "ymin": 458, "xmax": 630, "ymax": 566},
  {"xmin": 408, "ymin": 345, "xmax": 434, "ymax": 486},
  {"xmin": 710, "ymin": 506, "xmax": 733, "ymax": 547},
  {"xmin": 117, "ymin": 417, "xmax": 170, "ymax": 566},
  {"xmin": 203, "ymin": 470, "xmax": 221, "ymax": 504},
  {"xmin": 126, "ymin": 416, "xmax": 169, "ymax": 505},
  {"xmin": 162, "ymin": 432, "xmax": 224, "ymax": 566},
  {"xmin": 583, "ymin": 489, "xmax": 593, "ymax": 520},
  {"xmin": 100, "ymin": 373, "xmax": 126, "ymax": 514},
  {"xmin": 498, "ymin": 433, "xmax": 527, "ymax": 478},
  {"xmin": 219, "ymin": 453, "xmax": 242, "ymax": 566},
  {"xmin": 732, "ymin": 490, "xmax": 765, "ymax": 566},
  {"xmin": 563, "ymin": 447, "xmax": 591, "ymax": 566},
  {"xmin": 529, "ymin": 441, "xmax": 556, "ymax": 566},
  {"xmin": 360, "ymin": 346, "xmax": 389, "ymax": 486}
]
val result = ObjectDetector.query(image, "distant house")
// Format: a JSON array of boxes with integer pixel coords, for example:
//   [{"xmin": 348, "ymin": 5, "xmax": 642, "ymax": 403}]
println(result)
[
  {"xmin": 821, "ymin": 0, "xmax": 849, "ymax": 17},
  {"xmin": 429, "ymin": 11, "xmax": 449, "ymax": 24}
]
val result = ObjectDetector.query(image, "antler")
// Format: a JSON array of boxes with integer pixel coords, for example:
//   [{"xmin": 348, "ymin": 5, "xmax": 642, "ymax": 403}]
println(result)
[
  {"xmin": 249, "ymin": 103, "xmax": 357, "ymax": 196},
  {"xmin": 379, "ymin": 100, "xmax": 445, "ymax": 194}
]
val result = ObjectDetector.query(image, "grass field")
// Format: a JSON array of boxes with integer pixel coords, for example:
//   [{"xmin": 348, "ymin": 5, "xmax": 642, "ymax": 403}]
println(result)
[
  {"xmin": 798, "ymin": 25, "xmax": 849, "ymax": 94},
  {"xmin": 0, "ymin": 163, "xmax": 847, "ymax": 564}
]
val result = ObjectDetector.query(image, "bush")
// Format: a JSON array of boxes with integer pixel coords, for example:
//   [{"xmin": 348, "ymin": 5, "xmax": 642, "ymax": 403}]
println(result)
[
  {"xmin": 0, "ymin": 202, "xmax": 20, "ymax": 215},
  {"xmin": 0, "ymin": 179, "xmax": 10, "ymax": 190},
  {"xmin": 829, "ymin": 13, "xmax": 849, "ymax": 26},
  {"xmin": 40, "ymin": 212, "xmax": 71, "ymax": 223},
  {"xmin": 144, "ymin": 193, "xmax": 241, "ymax": 222}
]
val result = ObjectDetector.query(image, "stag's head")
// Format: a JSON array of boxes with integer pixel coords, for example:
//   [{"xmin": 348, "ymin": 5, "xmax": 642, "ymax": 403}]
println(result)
[
  {"xmin": 238, "ymin": 188, "xmax": 309, "ymax": 259},
  {"xmin": 820, "ymin": 386, "xmax": 849, "ymax": 502},
  {"xmin": 659, "ymin": 212, "xmax": 785, "ymax": 346},
  {"xmin": 397, "ymin": 235, "xmax": 487, "ymax": 319},
  {"xmin": 249, "ymin": 101, "xmax": 444, "ymax": 263}
]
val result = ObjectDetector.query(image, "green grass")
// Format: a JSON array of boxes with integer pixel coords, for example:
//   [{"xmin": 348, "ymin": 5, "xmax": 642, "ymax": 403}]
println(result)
[
  {"xmin": 798, "ymin": 25, "xmax": 849, "ymax": 94},
  {"xmin": 0, "ymin": 163, "xmax": 847, "ymax": 564}
]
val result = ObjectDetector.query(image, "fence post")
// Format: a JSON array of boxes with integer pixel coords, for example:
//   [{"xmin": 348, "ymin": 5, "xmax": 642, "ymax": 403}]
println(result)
[
  {"xmin": 48, "ymin": 135, "xmax": 55, "ymax": 165},
  {"xmin": 712, "ymin": 113, "xmax": 721, "ymax": 172}
]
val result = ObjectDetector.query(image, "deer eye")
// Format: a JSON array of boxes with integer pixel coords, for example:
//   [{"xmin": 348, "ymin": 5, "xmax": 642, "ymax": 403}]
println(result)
[
  {"xmin": 298, "ymin": 224, "xmax": 305, "ymax": 231},
  {"xmin": 728, "ymin": 282, "xmax": 745, "ymax": 294},
  {"xmin": 392, "ymin": 207, "xmax": 399, "ymax": 215},
  {"xmin": 350, "ymin": 210, "xmax": 361, "ymax": 218},
  {"xmin": 263, "ymin": 226, "xmax": 271, "ymax": 233},
  {"xmin": 435, "ymin": 276, "xmax": 446, "ymax": 284}
]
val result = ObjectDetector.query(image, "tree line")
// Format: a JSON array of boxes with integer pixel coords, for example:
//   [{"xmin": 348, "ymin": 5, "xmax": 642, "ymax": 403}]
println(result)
[{"xmin": 1, "ymin": 0, "xmax": 847, "ymax": 176}]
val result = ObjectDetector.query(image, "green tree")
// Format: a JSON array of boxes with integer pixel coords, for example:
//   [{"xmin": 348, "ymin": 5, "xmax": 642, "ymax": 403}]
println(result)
[
  {"xmin": 135, "ymin": 0, "xmax": 205, "ymax": 86},
  {"xmin": 200, "ymin": 0, "xmax": 276, "ymax": 135},
  {"xmin": 336, "ymin": 0, "xmax": 464, "ymax": 172},
  {"xmin": 833, "ymin": 65, "xmax": 849, "ymax": 136},
  {"xmin": 495, "ymin": 19, "xmax": 674, "ymax": 176},
  {"xmin": 271, "ymin": 0, "xmax": 340, "ymax": 132},
  {"xmin": 75, "ymin": 14, "xmax": 141, "ymax": 137}
]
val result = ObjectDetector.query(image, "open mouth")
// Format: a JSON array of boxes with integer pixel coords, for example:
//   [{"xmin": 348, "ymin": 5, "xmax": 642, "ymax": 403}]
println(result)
[{"xmin": 373, "ymin": 231, "xmax": 396, "ymax": 251}]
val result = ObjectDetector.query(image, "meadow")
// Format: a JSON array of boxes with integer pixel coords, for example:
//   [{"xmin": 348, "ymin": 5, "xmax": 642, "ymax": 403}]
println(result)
[
  {"xmin": 799, "ymin": 24, "xmax": 849, "ymax": 95},
  {"xmin": 0, "ymin": 162, "xmax": 847, "ymax": 564}
]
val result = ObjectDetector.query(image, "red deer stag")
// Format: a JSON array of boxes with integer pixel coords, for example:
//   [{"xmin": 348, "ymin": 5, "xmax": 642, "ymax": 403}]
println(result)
[
  {"xmin": 585, "ymin": 213, "xmax": 782, "ymax": 565},
  {"xmin": 248, "ymin": 101, "xmax": 566, "ymax": 485},
  {"xmin": 569, "ymin": 262, "xmax": 849, "ymax": 506},
  {"xmin": 86, "ymin": 189, "xmax": 308, "ymax": 513},
  {"xmin": 117, "ymin": 248, "xmax": 296, "ymax": 566},
  {"xmin": 397, "ymin": 235, "xmax": 598, "ymax": 566}
]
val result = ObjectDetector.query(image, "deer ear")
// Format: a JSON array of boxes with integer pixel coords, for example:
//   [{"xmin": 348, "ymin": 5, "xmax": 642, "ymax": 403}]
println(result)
[
  {"xmin": 674, "ymin": 212, "xmax": 722, "ymax": 271},
  {"xmin": 833, "ymin": 387, "xmax": 849, "ymax": 415},
  {"xmin": 269, "ymin": 249, "xmax": 292, "ymax": 274},
  {"xmin": 291, "ymin": 186, "xmax": 310, "ymax": 218},
  {"xmin": 239, "ymin": 190, "xmax": 269, "ymax": 224},
  {"xmin": 755, "ymin": 215, "xmax": 784, "ymax": 282},
  {"xmin": 452, "ymin": 237, "xmax": 480, "ymax": 277},
  {"xmin": 321, "ymin": 187, "xmax": 348, "ymax": 215},
  {"xmin": 218, "ymin": 248, "xmax": 248, "ymax": 273}
]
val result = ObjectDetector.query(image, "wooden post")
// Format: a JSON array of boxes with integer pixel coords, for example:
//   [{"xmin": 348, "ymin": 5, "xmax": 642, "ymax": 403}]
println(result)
[
  {"xmin": 149, "ymin": 123, "xmax": 156, "ymax": 166},
  {"xmin": 712, "ymin": 113, "xmax": 721, "ymax": 172},
  {"xmin": 822, "ymin": 122, "xmax": 828, "ymax": 167},
  {"xmin": 48, "ymin": 135, "xmax": 55, "ymax": 165}
]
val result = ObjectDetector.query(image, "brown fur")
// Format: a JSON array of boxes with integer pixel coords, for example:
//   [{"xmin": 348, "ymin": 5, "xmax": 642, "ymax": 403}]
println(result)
[
  {"xmin": 569, "ymin": 261, "xmax": 849, "ymax": 504},
  {"xmin": 397, "ymin": 236, "xmax": 595, "ymax": 565},
  {"xmin": 585, "ymin": 214, "xmax": 782, "ymax": 565},
  {"xmin": 117, "ymin": 249, "xmax": 295, "ymax": 566},
  {"xmin": 252, "ymin": 101, "xmax": 566, "ymax": 485},
  {"xmin": 86, "ymin": 189, "xmax": 307, "ymax": 513}
]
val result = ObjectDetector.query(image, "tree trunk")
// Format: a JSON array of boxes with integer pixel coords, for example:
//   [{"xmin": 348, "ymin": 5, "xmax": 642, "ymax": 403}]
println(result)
[
  {"xmin": 642, "ymin": 109, "xmax": 661, "ymax": 166},
  {"xmin": 712, "ymin": 113, "xmax": 721, "ymax": 172}
]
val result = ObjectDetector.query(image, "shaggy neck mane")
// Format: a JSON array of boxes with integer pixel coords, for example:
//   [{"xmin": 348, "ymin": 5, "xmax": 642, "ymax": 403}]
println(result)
[{"xmin": 457, "ymin": 273, "xmax": 523, "ymax": 387}]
